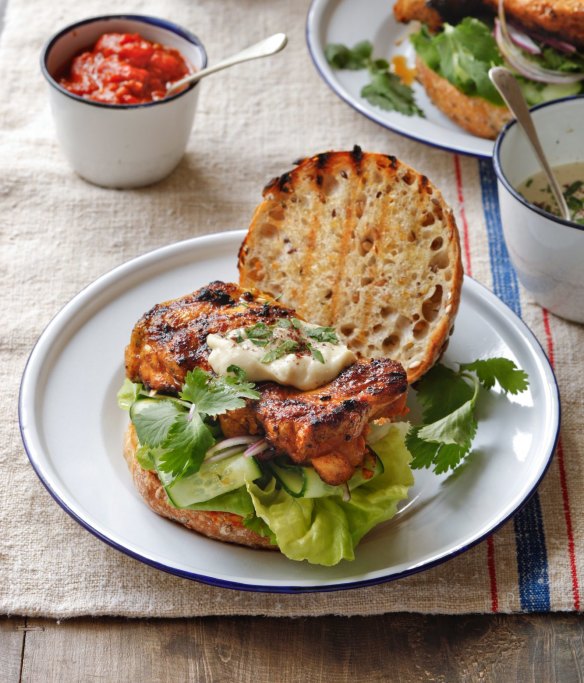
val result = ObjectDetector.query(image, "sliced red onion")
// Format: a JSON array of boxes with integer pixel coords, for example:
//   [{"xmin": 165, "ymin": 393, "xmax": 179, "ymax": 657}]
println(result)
[
  {"xmin": 244, "ymin": 439, "xmax": 270, "ymax": 458},
  {"xmin": 205, "ymin": 435, "xmax": 258, "ymax": 458},
  {"xmin": 506, "ymin": 22, "xmax": 541, "ymax": 55},
  {"xmin": 206, "ymin": 446, "xmax": 248, "ymax": 463},
  {"xmin": 530, "ymin": 30, "xmax": 577, "ymax": 55},
  {"xmin": 495, "ymin": 17, "xmax": 584, "ymax": 84}
]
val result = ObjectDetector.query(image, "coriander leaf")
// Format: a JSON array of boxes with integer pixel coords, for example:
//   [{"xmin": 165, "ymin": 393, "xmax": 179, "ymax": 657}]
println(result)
[
  {"xmin": 222, "ymin": 368, "xmax": 260, "ymax": 399},
  {"xmin": 308, "ymin": 343, "xmax": 325, "ymax": 364},
  {"xmin": 117, "ymin": 378, "xmax": 144, "ymax": 410},
  {"xmin": 370, "ymin": 58, "xmax": 389, "ymax": 73},
  {"xmin": 460, "ymin": 357, "xmax": 529, "ymax": 394},
  {"xmin": 180, "ymin": 368, "xmax": 259, "ymax": 416},
  {"xmin": 130, "ymin": 399, "xmax": 184, "ymax": 447},
  {"xmin": 405, "ymin": 427, "xmax": 440, "ymax": 470},
  {"xmin": 407, "ymin": 356, "xmax": 529, "ymax": 474},
  {"xmin": 414, "ymin": 363, "xmax": 474, "ymax": 423},
  {"xmin": 325, "ymin": 40, "xmax": 372, "ymax": 70},
  {"xmin": 157, "ymin": 410, "xmax": 215, "ymax": 480},
  {"xmin": 261, "ymin": 339, "xmax": 299, "ymax": 364},
  {"xmin": 406, "ymin": 428, "xmax": 470, "ymax": 474},
  {"xmin": 276, "ymin": 318, "xmax": 292, "ymax": 328},
  {"xmin": 306, "ymin": 326, "xmax": 338, "ymax": 344},
  {"xmin": 417, "ymin": 397, "xmax": 477, "ymax": 451},
  {"xmin": 244, "ymin": 322, "xmax": 272, "ymax": 346},
  {"xmin": 361, "ymin": 72, "xmax": 425, "ymax": 117},
  {"xmin": 433, "ymin": 443, "xmax": 471, "ymax": 474},
  {"xmin": 412, "ymin": 18, "xmax": 504, "ymax": 105},
  {"xmin": 226, "ymin": 364, "xmax": 247, "ymax": 382}
]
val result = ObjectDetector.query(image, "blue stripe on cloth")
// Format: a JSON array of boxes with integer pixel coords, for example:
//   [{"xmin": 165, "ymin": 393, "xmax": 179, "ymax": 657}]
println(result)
[{"xmin": 478, "ymin": 158, "xmax": 551, "ymax": 612}]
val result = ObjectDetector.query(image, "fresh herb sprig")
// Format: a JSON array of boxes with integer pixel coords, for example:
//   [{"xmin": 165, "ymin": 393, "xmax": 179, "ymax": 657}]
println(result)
[
  {"xmin": 406, "ymin": 358, "xmax": 529, "ymax": 474},
  {"xmin": 236, "ymin": 318, "xmax": 339, "ymax": 365},
  {"xmin": 325, "ymin": 40, "xmax": 424, "ymax": 117},
  {"xmin": 118, "ymin": 366, "xmax": 260, "ymax": 483}
]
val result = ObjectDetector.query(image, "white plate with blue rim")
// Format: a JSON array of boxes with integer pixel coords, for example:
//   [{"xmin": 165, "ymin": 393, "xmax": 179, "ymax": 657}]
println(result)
[
  {"xmin": 19, "ymin": 231, "xmax": 559, "ymax": 592},
  {"xmin": 306, "ymin": 0, "xmax": 495, "ymax": 158}
]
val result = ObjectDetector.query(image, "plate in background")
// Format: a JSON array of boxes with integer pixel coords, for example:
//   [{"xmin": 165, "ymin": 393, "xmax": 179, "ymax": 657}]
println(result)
[{"xmin": 306, "ymin": 0, "xmax": 495, "ymax": 157}]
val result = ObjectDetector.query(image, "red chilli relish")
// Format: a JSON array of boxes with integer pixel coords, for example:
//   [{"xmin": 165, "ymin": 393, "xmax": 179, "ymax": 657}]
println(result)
[{"xmin": 58, "ymin": 32, "xmax": 191, "ymax": 105}]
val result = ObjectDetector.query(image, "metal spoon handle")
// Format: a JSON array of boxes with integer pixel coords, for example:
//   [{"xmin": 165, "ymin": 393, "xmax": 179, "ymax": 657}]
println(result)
[
  {"xmin": 166, "ymin": 33, "xmax": 288, "ymax": 96},
  {"xmin": 489, "ymin": 66, "xmax": 570, "ymax": 221}
]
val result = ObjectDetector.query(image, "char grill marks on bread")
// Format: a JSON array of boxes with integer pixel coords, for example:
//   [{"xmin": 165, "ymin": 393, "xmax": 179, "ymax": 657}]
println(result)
[
  {"xmin": 238, "ymin": 148, "xmax": 463, "ymax": 384},
  {"xmin": 125, "ymin": 281, "xmax": 408, "ymax": 485}
]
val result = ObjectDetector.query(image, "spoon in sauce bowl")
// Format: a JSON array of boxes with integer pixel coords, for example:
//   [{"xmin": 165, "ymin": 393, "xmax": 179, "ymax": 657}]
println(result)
[
  {"xmin": 489, "ymin": 66, "xmax": 571, "ymax": 222},
  {"xmin": 166, "ymin": 33, "xmax": 288, "ymax": 97}
]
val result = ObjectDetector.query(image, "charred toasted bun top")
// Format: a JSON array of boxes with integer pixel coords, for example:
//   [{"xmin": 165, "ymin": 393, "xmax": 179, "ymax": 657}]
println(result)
[{"xmin": 238, "ymin": 148, "xmax": 463, "ymax": 383}]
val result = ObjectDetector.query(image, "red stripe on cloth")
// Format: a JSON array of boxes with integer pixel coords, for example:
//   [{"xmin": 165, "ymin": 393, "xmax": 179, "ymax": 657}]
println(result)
[
  {"xmin": 487, "ymin": 536, "xmax": 499, "ymax": 612},
  {"xmin": 454, "ymin": 154, "xmax": 499, "ymax": 611},
  {"xmin": 542, "ymin": 309, "xmax": 581, "ymax": 610},
  {"xmin": 453, "ymin": 155, "xmax": 472, "ymax": 276}
]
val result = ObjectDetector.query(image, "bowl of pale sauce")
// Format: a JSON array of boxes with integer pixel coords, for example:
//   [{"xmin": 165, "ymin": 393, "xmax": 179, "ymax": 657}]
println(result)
[{"xmin": 493, "ymin": 95, "xmax": 584, "ymax": 323}]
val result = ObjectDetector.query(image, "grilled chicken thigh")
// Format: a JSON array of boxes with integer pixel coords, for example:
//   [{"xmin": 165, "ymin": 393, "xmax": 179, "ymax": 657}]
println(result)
[{"xmin": 126, "ymin": 281, "xmax": 408, "ymax": 485}]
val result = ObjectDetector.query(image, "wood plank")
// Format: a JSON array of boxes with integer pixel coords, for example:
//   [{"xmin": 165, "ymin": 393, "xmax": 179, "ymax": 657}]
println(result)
[
  {"xmin": 20, "ymin": 614, "xmax": 584, "ymax": 683},
  {"xmin": 0, "ymin": 617, "xmax": 26, "ymax": 683}
]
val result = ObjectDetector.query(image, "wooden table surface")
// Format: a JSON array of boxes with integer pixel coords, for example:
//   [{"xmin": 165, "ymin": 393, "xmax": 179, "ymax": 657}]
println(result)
[
  {"xmin": 2, "ymin": 613, "xmax": 583, "ymax": 681},
  {"xmin": 1, "ymin": 2, "xmax": 582, "ymax": 680}
]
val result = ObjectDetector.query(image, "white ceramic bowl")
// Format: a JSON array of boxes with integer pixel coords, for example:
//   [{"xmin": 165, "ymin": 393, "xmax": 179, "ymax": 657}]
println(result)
[
  {"xmin": 493, "ymin": 96, "xmax": 584, "ymax": 324},
  {"xmin": 41, "ymin": 15, "xmax": 207, "ymax": 188}
]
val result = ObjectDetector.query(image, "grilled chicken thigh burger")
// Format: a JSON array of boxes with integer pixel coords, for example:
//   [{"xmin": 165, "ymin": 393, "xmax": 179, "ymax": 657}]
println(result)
[
  {"xmin": 120, "ymin": 282, "xmax": 413, "ymax": 565},
  {"xmin": 394, "ymin": 0, "xmax": 584, "ymax": 138},
  {"xmin": 119, "ymin": 150, "xmax": 463, "ymax": 566}
]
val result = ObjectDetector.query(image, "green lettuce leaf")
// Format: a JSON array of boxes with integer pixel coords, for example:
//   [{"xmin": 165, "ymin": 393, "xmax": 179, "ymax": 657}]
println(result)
[
  {"xmin": 117, "ymin": 379, "xmax": 145, "ymax": 410},
  {"xmin": 244, "ymin": 424, "xmax": 413, "ymax": 566},
  {"xmin": 412, "ymin": 18, "xmax": 584, "ymax": 106},
  {"xmin": 185, "ymin": 486, "xmax": 255, "ymax": 516},
  {"xmin": 185, "ymin": 487, "xmax": 277, "ymax": 544},
  {"xmin": 411, "ymin": 19, "xmax": 504, "ymax": 104}
]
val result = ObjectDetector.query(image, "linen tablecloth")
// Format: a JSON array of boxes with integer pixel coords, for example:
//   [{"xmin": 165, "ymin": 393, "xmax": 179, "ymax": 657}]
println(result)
[{"xmin": 1, "ymin": 0, "xmax": 582, "ymax": 617}]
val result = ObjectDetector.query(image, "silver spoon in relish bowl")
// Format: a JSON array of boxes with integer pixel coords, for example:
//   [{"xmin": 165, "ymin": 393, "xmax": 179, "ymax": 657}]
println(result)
[
  {"xmin": 489, "ymin": 66, "xmax": 571, "ymax": 222},
  {"xmin": 166, "ymin": 33, "xmax": 288, "ymax": 97}
]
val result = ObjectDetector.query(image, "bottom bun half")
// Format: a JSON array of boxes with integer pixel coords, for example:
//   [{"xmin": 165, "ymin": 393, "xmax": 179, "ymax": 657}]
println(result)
[
  {"xmin": 416, "ymin": 56, "xmax": 511, "ymax": 140},
  {"xmin": 123, "ymin": 424, "xmax": 275, "ymax": 550}
]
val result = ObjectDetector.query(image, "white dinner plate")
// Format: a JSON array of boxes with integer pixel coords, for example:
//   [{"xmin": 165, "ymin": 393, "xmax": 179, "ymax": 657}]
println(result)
[
  {"xmin": 306, "ymin": 0, "xmax": 495, "ymax": 157},
  {"xmin": 19, "ymin": 231, "xmax": 559, "ymax": 592}
]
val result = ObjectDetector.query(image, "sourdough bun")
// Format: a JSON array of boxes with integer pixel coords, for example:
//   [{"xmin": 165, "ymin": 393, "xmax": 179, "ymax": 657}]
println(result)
[
  {"xmin": 238, "ymin": 149, "xmax": 463, "ymax": 383},
  {"xmin": 123, "ymin": 425, "xmax": 275, "ymax": 550},
  {"xmin": 416, "ymin": 57, "xmax": 511, "ymax": 139}
]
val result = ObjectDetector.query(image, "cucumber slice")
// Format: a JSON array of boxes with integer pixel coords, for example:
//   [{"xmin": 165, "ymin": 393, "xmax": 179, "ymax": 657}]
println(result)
[
  {"xmin": 270, "ymin": 463, "xmax": 306, "ymax": 498},
  {"xmin": 302, "ymin": 452, "xmax": 383, "ymax": 498},
  {"xmin": 163, "ymin": 454, "xmax": 261, "ymax": 508},
  {"xmin": 269, "ymin": 451, "xmax": 384, "ymax": 499}
]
